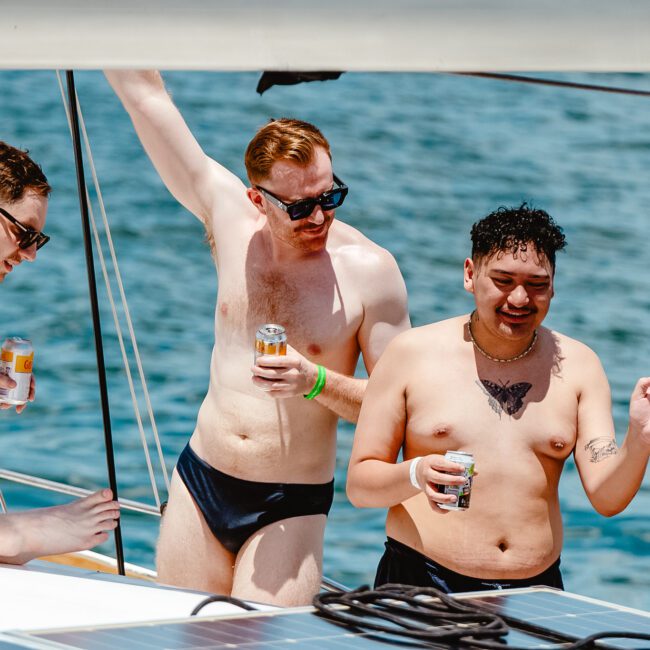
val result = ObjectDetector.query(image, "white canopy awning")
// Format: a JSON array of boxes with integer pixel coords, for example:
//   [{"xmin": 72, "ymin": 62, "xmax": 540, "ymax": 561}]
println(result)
[{"xmin": 2, "ymin": 0, "xmax": 650, "ymax": 71}]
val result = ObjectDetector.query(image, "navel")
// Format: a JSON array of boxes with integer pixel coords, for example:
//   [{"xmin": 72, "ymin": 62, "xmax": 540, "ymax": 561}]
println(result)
[{"xmin": 498, "ymin": 541, "xmax": 508, "ymax": 552}]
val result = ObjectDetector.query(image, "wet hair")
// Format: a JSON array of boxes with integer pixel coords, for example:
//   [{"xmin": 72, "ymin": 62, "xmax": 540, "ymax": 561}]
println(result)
[
  {"xmin": 0, "ymin": 141, "xmax": 51, "ymax": 203},
  {"xmin": 471, "ymin": 203, "xmax": 566, "ymax": 271},
  {"xmin": 244, "ymin": 118, "xmax": 331, "ymax": 184}
]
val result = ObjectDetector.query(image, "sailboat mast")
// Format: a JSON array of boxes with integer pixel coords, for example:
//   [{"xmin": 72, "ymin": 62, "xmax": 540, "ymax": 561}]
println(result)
[{"xmin": 65, "ymin": 70, "xmax": 125, "ymax": 576}]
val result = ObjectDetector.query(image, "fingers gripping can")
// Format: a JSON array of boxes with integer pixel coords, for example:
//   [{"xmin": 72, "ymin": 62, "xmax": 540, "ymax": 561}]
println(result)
[
  {"xmin": 255, "ymin": 324, "xmax": 287, "ymax": 362},
  {"xmin": 438, "ymin": 450, "xmax": 475, "ymax": 511},
  {"xmin": 0, "ymin": 337, "xmax": 33, "ymax": 405}
]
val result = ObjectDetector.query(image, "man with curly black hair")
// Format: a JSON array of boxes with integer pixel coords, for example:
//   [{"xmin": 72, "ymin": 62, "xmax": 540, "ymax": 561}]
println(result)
[{"xmin": 348, "ymin": 204, "xmax": 650, "ymax": 593}]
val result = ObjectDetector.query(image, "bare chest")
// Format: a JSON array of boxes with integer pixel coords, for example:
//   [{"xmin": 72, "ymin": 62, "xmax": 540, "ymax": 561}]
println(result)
[
  {"xmin": 405, "ymin": 366, "xmax": 578, "ymax": 460},
  {"xmin": 216, "ymin": 253, "xmax": 362, "ymax": 363}
]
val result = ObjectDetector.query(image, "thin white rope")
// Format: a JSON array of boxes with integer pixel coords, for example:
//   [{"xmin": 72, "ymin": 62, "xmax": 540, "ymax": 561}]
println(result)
[
  {"xmin": 0, "ymin": 486, "xmax": 7, "ymax": 513},
  {"xmin": 56, "ymin": 71, "xmax": 170, "ymax": 504},
  {"xmin": 56, "ymin": 73, "xmax": 162, "ymax": 507},
  {"xmin": 0, "ymin": 469, "xmax": 160, "ymax": 517},
  {"xmin": 73, "ymin": 88, "xmax": 170, "ymax": 494}
]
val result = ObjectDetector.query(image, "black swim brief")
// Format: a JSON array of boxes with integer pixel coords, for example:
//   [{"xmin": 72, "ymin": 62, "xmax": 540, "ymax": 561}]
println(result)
[
  {"xmin": 375, "ymin": 537, "xmax": 564, "ymax": 593},
  {"xmin": 175, "ymin": 443, "xmax": 334, "ymax": 555}
]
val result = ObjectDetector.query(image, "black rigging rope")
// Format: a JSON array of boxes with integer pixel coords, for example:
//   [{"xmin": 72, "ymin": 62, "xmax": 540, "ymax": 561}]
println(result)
[
  {"xmin": 65, "ymin": 70, "xmax": 125, "ymax": 576},
  {"xmin": 313, "ymin": 584, "xmax": 650, "ymax": 649},
  {"xmin": 453, "ymin": 72, "xmax": 650, "ymax": 98}
]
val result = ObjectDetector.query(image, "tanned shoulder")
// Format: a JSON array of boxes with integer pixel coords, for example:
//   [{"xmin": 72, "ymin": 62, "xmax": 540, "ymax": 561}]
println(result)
[
  {"xmin": 547, "ymin": 328, "xmax": 602, "ymax": 364},
  {"xmin": 542, "ymin": 328, "xmax": 607, "ymax": 393},
  {"xmin": 329, "ymin": 220, "xmax": 396, "ymax": 271},
  {"xmin": 386, "ymin": 317, "xmax": 458, "ymax": 356}
]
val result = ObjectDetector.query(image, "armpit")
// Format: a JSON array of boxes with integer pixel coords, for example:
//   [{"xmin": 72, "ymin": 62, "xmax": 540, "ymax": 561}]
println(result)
[{"xmin": 584, "ymin": 436, "xmax": 619, "ymax": 463}]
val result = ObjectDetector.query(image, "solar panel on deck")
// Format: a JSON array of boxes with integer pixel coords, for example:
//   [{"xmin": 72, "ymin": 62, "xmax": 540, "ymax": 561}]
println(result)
[
  {"xmin": 464, "ymin": 589, "xmax": 650, "ymax": 649},
  {"xmin": 9, "ymin": 587, "xmax": 650, "ymax": 649}
]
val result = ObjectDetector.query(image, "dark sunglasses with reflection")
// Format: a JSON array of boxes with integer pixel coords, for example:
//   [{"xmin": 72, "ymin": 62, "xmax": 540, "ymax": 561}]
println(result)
[
  {"xmin": 255, "ymin": 174, "xmax": 348, "ymax": 221},
  {"xmin": 0, "ymin": 206, "xmax": 50, "ymax": 250}
]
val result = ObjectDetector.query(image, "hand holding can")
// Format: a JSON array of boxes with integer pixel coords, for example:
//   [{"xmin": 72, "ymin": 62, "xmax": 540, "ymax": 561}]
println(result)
[
  {"xmin": 435, "ymin": 451, "xmax": 475, "ymax": 510},
  {"xmin": 253, "ymin": 327, "xmax": 318, "ymax": 399},
  {"xmin": 0, "ymin": 337, "xmax": 34, "ymax": 407}
]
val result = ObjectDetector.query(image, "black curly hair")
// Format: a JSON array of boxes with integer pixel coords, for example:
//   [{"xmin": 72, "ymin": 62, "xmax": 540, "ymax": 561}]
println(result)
[{"xmin": 471, "ymin": 204, "xmax": 566, "ymax": 271}]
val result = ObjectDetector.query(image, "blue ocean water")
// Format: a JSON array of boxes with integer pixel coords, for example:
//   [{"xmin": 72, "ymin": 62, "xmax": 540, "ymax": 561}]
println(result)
[{"xmin": 0, "ymin": 70, "xmax": 649, "ymax": 609}]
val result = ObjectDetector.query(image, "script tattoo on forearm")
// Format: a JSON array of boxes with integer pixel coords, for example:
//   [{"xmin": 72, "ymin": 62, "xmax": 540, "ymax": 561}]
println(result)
[
  {"xmin": 476, "ymin": 379, "xmax": 532, "ymax": 417},
  {"xmin": 584, "ymin": 436, "xmax": 619, "ymax": 463}
]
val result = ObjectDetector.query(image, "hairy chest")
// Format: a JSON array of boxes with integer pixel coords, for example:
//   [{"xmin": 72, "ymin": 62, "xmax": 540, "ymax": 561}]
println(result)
[{"xmin": 216, "ymin": 255, "xmax": 363, "ymax": 361}]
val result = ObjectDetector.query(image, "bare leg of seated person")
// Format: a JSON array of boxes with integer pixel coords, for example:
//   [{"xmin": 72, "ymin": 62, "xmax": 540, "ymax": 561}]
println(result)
[
  {"xmin": 232, "ymin": 514, "xmax": 326, "ymax": 607},
  {"xmin": 156, "ymin": 471, "xmax": 235, "ymax": 596},
  {"xmin": 0, "ymin": 489, "xmax": 120, "ymax": 565}
]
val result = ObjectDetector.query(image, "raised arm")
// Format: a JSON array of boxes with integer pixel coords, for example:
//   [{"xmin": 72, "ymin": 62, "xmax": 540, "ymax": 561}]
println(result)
[
  {"xmin": 104, "ymin": 70, "xmax": 246, "ymax": 226},
  {"xmin": 573, "ymin": 347, "xmax": 650, "ymax": 516}
]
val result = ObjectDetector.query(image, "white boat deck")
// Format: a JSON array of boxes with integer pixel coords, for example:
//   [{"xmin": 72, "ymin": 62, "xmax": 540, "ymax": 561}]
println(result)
[
  {"xmin": 0, "ymin": 560, "xmax": 275, "ymax": 634},
  {"xmin": 1, "ymin": 584, "xmax": 649, "ymax": 649}
]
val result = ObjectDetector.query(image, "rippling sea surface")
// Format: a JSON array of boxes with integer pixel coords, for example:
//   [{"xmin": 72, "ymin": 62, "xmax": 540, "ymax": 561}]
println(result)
[{"xmin": 0, "ymin": 70, "xmax": 649, "ymax": 609}]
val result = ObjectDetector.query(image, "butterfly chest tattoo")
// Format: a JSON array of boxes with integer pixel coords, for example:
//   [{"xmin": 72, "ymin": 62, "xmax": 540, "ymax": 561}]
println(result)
[{"xmin": 478, "ymin": 378, "xmax": 532, "ymax": 416}]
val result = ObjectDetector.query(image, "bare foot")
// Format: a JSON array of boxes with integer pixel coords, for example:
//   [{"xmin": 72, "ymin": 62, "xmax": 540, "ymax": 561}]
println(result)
[{"xmin": 0, "ymin": 489, "xmax": 120, "ymax": 564}]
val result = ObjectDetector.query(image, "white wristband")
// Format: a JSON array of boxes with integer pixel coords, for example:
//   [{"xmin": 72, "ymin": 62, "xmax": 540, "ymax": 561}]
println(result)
[{"xmin": 409, "ymin": 457, "xmax": 423, "ymax": 490}]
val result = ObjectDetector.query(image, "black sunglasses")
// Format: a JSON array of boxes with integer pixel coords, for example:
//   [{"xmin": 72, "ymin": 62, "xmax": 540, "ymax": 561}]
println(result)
[
  {"xmin": 0, "ymin": 206, "xmax": 49, "ymax": 250},
  {"xmin": 255, "ymin": 174, "xmax": 348, "ymax": 221}
]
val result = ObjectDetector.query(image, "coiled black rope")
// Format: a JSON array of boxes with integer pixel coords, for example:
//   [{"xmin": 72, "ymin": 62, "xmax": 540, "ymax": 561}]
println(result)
[
  {"xmin": 314, "ymin": 584, "xmax": 509, "ymax": 645},
  {"xmin": 313, "ymin": 584, "xmax": 650, "ymax": 649},
  {"xmin": 190, "ymin": 594, "xmax": 258, "ymax": 616}
]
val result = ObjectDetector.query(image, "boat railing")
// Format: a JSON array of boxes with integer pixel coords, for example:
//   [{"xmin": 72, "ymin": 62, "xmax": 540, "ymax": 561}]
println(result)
[
  {"xmin": 0, "ymin": 468, "xmax": 160, "ymax": 517},
  {"xmin": 0, "ymin": 468, "xmax": 349, "ymax": 592}
]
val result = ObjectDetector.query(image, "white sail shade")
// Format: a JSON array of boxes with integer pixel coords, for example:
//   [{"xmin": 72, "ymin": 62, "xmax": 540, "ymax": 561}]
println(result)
[{"xmin": 2, "ymin": 0, "xmax": 650, "ymax": 71}]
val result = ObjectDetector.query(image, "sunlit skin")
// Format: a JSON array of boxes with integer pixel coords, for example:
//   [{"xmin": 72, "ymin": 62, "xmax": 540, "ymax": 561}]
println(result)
[
  {"xmin": 0, "ymin": 187, "xmax": 121, "ymax": 561},
  {"xmin": 0, "ymin": 191, "xmax": 47, "ymax": 283},
  {"xmin": 105, "ymin": 70, "xmax": 411, "ymax": 606},
  {"xmin": 0, "ymin": 489, "xmax": 121, "ymax": 565},
  {"xmin": 348, "ymin": 240, "xmax": 650, "ymax": 584},
  {"xmin": 464, "ymin": 247, "xmax": 555, "ymax": 360},
  {"xmin": 0, "ymin": 191, "xmax": 47, "ymax": 412},
  {"xmin": 246, "ymin": 148, "xmax": 336, "ymax": 257}
]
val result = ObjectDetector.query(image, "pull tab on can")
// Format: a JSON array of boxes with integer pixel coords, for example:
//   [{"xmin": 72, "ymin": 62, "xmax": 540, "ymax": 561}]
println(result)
[{"xmin": 255, "ymin": 324, "xmax": 287, "ymax": 362}]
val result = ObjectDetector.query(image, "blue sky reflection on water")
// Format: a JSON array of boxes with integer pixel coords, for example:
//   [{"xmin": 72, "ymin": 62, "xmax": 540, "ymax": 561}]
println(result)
[{"xmin": 0, "ymin": 70, "xmax": 648, "ymax": 609}]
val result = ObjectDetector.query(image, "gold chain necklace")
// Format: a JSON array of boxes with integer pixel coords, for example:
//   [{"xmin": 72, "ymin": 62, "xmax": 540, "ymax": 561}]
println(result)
[{"xmin": 467, "ymin": 312, "xmax": 538, "ymax": 363}]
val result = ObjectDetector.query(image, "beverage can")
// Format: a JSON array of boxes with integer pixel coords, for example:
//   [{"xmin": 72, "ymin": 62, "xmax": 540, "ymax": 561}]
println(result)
[
  {"xmin": 437, "ymin": 450, "xmax": 475, "ymax": 511},
  {"xmin": 254, "ymin": 324, "xmax": 287, "ymax": 362},
  {"xmin": 0, "ymin": 337, "xmax": 33, "ymax": 405}
]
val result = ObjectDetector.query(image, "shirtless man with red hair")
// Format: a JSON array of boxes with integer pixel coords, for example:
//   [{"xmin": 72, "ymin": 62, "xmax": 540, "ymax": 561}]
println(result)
[{"xmin": 106, "ymin": 71, "xmax": 410, "ymax": 605}]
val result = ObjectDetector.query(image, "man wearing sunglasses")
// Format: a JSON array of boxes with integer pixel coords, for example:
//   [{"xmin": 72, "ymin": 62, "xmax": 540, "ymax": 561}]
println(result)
[
  {"xmin": 0, "ymin": 141, "xmax": 120, "ymax": 565},
  {"xmin": 106, "ymin": 71, "xmax": 410, "ymax": 606},
  {"xmin": 0, "ymin": 142, "xmax": 50, "ymax": 411}
]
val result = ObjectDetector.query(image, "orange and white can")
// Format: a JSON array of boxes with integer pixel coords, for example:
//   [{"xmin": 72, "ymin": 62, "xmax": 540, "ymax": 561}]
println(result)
[
  {"xmin": 254, "ymin": 324, "xmax": 287, "ymax": 362},
  {"xmin": 0, "ymin": 337, "xmax": 33, "ymax": 405}
]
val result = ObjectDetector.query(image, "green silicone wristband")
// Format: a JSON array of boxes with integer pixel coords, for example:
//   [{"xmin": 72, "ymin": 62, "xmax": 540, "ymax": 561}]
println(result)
[{"xmin": 304, "ymin": 364, "xmax": 326, "ymax": 400}]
